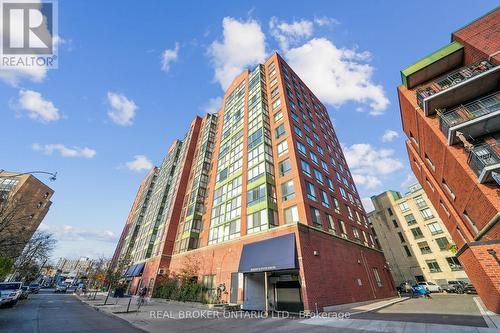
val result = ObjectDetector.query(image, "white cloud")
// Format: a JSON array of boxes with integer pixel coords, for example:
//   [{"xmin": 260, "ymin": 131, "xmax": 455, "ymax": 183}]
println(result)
[
  {"xmin": 285, "ymin": 38, "xmax": 389, "ymax": 113},
  {"xmin": 352, "ymin": 174, "xmax": 382, "ymax": 189},
  {"xmin": 269, "ymin": 17, "xmax": 314, "ymax": 51},
  {"xmin": 382, "ymin": 129, "xmax": 399, "ymax": 142},
  {"xmin": 161, "ymin": 42, "xmax": 180, "ymax": 72},
  {"xmin": 125, "ymin": 155, "xmax": 153, "ymax": 172},
  {"xmin": 15, "ymin": 89, "xmax": 60, "ymax": 123},
  {"xmin": 314, "ymin": 16, "xmax": 340, "ymax": 26},
  {"xmin": 400, "ymin": 173, "xmax": 418, "ymax": 190},
  {"xmin": 107, "ymin": 92, "xmax": 138, "ymax": 126},
  {"xmin": 344, "ymin": 143, "xmax": 404, "ymax": 190},
  {"xmin": 201, "ymin": 97, "xmax": 223, "ymax": 114},
  {"xmin": 208, "ymin": 17, "xmax": 266, "ymax": 90},
  {"xmin": 39, "ymin": 223, "xmax": 118, "ymax": 243},
  {"xmin": 361, "ymin": 197, "xmax": 375, "ymax": 213},
  {"xmin": 32, "ymin": 143, "xmax": 96, "ymax": 158}
]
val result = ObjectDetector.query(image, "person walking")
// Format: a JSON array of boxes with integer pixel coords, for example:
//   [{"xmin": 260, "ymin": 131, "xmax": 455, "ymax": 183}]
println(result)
[{"xmin": 424, "ymin": 287, "xmax": 432, "ymax": 299}]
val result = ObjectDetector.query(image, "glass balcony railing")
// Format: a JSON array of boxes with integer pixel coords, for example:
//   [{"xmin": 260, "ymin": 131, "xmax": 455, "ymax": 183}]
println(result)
[
  {"xmin": 439, "ymin": 92, "xmax": 500, "ymax": 138},
  {"xmin": 416, "ymin": 60, "xmax": 497, "ymax": 115},
  {"xmin": 468, "ymin": 143, "xmax": 500, "ymax": 183}
]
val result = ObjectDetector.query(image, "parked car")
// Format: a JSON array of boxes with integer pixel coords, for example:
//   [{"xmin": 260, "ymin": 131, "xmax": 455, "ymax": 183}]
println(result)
[
  {"xmin": 0, "ymin": 297, "xmax": 10, "ymax": 307},
  {"xmin": 28, "ymin": 283, "xmax": 40, "ymax": 294},
  {"xmin": 396, "ymin": 282, "xmax": 413, "ymax": 293},
  {"xmin": 442, "ymin": 280, "xmax": 467, "ymax": 293},
  {"xmin": 417, "ymin": 281, "xmax": 442, "ymax": 293},
  {"xmin": 0, "ymin": 282, "xmax": 23, "ymax": 307},
  {"xmin": 55, "ymin": 284, "xmax": 68, "ymax": 293},
  {"xmin": 463, "ymin": 284, "xmax": 477, "ymax": 294},
  {"xmin": 19, "ymin": 286, "xmax": 30, "ymax": 300}
]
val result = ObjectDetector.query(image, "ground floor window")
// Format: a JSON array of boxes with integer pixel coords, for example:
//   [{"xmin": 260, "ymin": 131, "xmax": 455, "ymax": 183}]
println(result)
[{"xmin": 372, "ymin": 268, "xmax": 383, "ymax": 287}]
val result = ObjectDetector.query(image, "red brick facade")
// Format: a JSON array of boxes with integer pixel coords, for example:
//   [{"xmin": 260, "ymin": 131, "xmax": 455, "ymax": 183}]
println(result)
[{"xmin": 398, "ymin": 9, "xmax": 500, "ymax": 313}]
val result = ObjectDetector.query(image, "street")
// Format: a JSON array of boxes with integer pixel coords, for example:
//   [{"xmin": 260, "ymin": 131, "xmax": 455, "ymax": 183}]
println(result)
[{"xmin": 0, "ymin": 289, "xmax": 143, "ymax": 333}]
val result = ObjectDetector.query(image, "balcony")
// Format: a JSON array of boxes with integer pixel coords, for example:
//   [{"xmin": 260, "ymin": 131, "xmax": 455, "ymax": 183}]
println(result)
[
  {"xmin": 439, "ymin": 92, "xmax": 500, "ymax": 145},
  {"xmin": 468, "ymin": 143, "xmax": 500, "ymax": 183},
  {"xmin": 416, "ymin": 60, "xmax": 499, "ymax": 116}
]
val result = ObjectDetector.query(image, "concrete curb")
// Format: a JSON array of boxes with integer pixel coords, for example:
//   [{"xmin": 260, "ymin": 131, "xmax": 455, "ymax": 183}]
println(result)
[
  {"xmin": 349, "ymin": 297, "xmax": 410, "ymax": 315},
  {"xmin": 73, "ymin": 294, "xmax": 149, "ymax": 333}
]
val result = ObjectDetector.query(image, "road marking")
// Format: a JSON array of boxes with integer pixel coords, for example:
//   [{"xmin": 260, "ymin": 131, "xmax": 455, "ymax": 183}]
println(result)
[{"xmin": 473, "ymin": 296, "xmax": 498, "ymax": 329}]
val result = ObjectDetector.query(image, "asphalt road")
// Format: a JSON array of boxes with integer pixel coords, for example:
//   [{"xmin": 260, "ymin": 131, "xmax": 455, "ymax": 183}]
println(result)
[{"xmin": 0, "ymin": 289, "xmax": 144, "ymax": 333}]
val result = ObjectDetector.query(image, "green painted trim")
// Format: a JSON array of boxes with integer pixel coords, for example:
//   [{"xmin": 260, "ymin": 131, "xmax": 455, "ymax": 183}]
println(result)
[
  {"xmin": 247, "ymin": 173, "xmax": 275, "ymax": 190},
  {"xmin": 401, "ymin": 42, "xmax": 463, "ymax": 86},
  {"xmin": 220, "ymin": 123, "xmax": 244, "ymax": 146},
  {"xmin": 215, "ymin": 170, "xmax": 242, "ymax": 189},
  {"xmin": 246, "ymin": 200, "xmax": 268, "ymax": 214}
]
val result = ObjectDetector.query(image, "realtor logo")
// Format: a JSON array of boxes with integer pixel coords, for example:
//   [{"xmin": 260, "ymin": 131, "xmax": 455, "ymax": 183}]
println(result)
[{"xmin": 1, "ymin": 0, "xmax": 58, "ymax": 68}]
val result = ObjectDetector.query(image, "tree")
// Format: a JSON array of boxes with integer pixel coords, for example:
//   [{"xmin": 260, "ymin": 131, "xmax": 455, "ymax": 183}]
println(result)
[
  {"xmin": 11, "ymin": 231, "xmax": 56, "ymax": 283},
  {"xmin": 0, "ymin": 257, "xmax": 13, "ymax": 281}
]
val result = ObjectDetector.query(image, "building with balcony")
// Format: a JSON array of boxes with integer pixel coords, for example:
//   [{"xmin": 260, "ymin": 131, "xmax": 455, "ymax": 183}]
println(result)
[
  {"xmin": 0, "ymin": 171, "xmax": 54, "ymax": 260},
  {"xmin": 398, "ymin": 8, "xmax": 499, "ymax": 312},
  {"xmin": 113, "ymin": 52, "xmax": 395, "ymax": 313},
  {"xmin": 368, "ymin": 184, "xmax": 469, "ymax": 288}
]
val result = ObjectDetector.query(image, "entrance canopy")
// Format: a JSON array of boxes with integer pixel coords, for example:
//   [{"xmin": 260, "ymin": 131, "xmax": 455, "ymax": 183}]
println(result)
[
  {"xmin": 124, "ymin": 263, "xmax": 145, "ymax": 277},
  {"xmin": 238, "ymin": 233, "xmax": 297, "ymax": 273}
]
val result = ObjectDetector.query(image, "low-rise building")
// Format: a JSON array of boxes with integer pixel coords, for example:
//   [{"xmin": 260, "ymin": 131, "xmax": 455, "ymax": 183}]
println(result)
[{"xmin": 368, "ymin": 184, "xmax": 469, "ymax": 288}]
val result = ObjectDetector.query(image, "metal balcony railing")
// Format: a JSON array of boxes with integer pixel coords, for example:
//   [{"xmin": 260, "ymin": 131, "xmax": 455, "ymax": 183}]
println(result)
[
  {"xmin": 416, "ymin": 60, "xmax": 495, "ymax": 109},
  {"xmin": 439, "ymin": 92, "xmax": 500, "ymax": 136},
  {"xmin": 468, "ymin": 143, "xmax": 500, "ymax": 180}
]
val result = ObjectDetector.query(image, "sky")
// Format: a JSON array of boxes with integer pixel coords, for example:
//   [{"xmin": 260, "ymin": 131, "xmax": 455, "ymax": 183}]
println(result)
[{"xmin": 1, "ymin": 0, "xmax": 497, "ymax": 261}]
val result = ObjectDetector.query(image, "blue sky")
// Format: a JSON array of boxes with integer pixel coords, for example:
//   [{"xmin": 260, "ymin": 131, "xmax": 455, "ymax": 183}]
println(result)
[{"xmin": 1, "ymin": 0, "xmax": 497, "ymax": 260}]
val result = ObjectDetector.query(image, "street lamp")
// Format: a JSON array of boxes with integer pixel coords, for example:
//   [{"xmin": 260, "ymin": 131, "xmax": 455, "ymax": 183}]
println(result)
[{"xmin": 0, "ymin": 170, "xmax": 57, "ymax": 182}]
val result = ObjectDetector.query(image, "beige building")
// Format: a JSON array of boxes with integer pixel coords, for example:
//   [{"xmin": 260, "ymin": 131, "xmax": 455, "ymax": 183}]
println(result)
[
  {"xmin": 368, "ymin": 183, "xmax": 469, "ymax": 287},
  {"xmin": 0, "ymin": 171, "xmax": 54, "ymax": 259}
]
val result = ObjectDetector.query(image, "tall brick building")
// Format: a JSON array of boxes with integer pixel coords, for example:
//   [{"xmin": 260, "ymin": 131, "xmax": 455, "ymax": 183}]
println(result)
[
  {"xmin": 114, "ymin": 53, "xmax": 395, "ymax": 312},
  {"xmin": 398, "ymin": 8, "xmax": 499, "ymax": 312}
]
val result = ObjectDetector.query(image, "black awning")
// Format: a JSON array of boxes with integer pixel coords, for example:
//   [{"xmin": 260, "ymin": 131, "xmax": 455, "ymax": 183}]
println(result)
[{"xmin": 238, "ymin": 233, "xmax": 297, "ymax": 273}]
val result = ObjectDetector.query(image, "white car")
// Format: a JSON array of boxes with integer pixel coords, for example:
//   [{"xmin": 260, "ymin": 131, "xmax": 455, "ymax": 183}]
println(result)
[
  {"xmin": 417, "ymin": 281, "xmax": 442, "ymax": 293},
  {"xmin": 0, "ymin": 282, "xmax": 23, "ymax": 307}
]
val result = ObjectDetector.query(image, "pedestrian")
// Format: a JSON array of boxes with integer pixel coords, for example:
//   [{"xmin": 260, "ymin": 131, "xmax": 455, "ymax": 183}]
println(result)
[{"xmin": 424, "ymin": 287, "xmax": 432, "ymax": 299}]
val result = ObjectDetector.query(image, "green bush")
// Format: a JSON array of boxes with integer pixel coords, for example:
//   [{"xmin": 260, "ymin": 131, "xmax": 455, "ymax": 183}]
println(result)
[
  {"xmin": 0, "ymin": 257, "xmax": 13, "ymax": 280},
  {"xmin": 153, "ymin": 279, "xmax": 203, "ymax": 303}
]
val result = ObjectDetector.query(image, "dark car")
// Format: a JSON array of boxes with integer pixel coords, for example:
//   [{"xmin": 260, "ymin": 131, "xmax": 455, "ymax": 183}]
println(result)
[
  {"xmin": 463, "ymin": 284, "xmax": 477, "ymax": 294},
  {"xmin": 28, "ymin": 283, "xmax": 40, "ymax": 294},
  {"xmin": 396, "ymin": 282, "xmax": 412, "ymax": 293},
  {"xmin": 20, "ymin": 286, "xmax": 30, "ymax": 300}
]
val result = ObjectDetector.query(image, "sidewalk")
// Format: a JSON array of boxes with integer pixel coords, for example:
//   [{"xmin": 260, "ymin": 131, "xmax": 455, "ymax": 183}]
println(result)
[{"xmin": 323, "ymin": 296, "xmax": 409, "ymax": 315}]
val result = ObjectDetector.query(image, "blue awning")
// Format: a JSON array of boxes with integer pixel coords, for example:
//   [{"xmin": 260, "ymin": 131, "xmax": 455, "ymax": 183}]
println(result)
[
  {"xmin": 124, "ymin": 265, "xmax": 136, "ymax": 277},
  {"xmin": 238, "ymin": 233, "xmax": 297, "ymax": 273},
  {"xmin": 131, "ymin": 263, "xmax": 145, "ymax": 276}
]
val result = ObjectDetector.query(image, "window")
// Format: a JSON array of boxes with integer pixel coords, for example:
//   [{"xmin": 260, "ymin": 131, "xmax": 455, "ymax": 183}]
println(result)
[
  {"xmin": 310, "ymin": 151, "xmax": 318, "ymax": 164},
  {"xmin": 373, "ymin": 268, "xmax": 383, "ymax": 287},
  {"xmin": 293, "ymin": 125, "xmax": 302, "ymax": 137},
  {"xmin": 310, "ymin": 207, "xmax": 321, "ymax": 226},
  {"xmin": 321, "ymin": 160, "xmax": 329, "ymax": 172},
  {"xmin": 352, "ymin": 227, "xmax": 360, "ymax": 240},
  {"xmin": 284, "ymin": 206, "xmax": 299, "ymax": 224},
  {"xmin": 332, "ymin": 197, "xmax": 340, "ymax": 213},
  {"xmin": 281, "ymin": 181, "xmax": 295, "ymax": 201},
  {"xmin": 442, "ymin": 179, "xmax": 456, "ymax": 200},
  {"xmin": 420, "ymin": 208, "xmax": 434, "ymax": 220},
  {"xmin": 327, "ymin": 214, "xmax": 336, "ymax": 233},
  {"xmin": 247, "ymin": 209, "xmax": 270, "ymax": 234},
  {"xmin": 301, "ymin": 159, "xmax": 311, "ymax": 176},
  {"xmin": 314, "ymin": 169, "xmax": 323, "ymax": 184},
  {"xmin": 387, "ymin": 208, "xmax": 393, "ymax": 216},
  {"xmin": 297, "ymin": 141, "xmax": 307, "ymax": 155},
  {"xmin": 320, "ymin": 191, "xmax": 329, "ymax": 208},
  {"xmin": 327, "ymin": 178, "xmax": 334, "ymax": 192},
  {"xmin": 435, "ymin": 237, "xmax": 450, "ymax": 251},
  {"xmin": 277, "ymin": 140, "xmax": 288, "ymax": 157},
  {"xmin": 427, "ymin": 222, "xmax": 443, "ymax": 235},
  {"xmin": 404, "ymin": 214, "xmax": 417, "ymax": 226},
  {"xmin": 403, "ymin": 245, "xmax": 412, "ymax": 257},
  {"xmin": 414, "ymin": 195, "xmax": 427, "ymax": 208},
  {"xmin": 305, "ymin": 181, "xmax": 316, "ymax": 200},
  {"xmin": 446, "ymin": 257, "xmax": 463, "ymax": 271},
  {"xmin": 418, "ymin": 241, "xmax": 432, "ymax": 254},
  {"xmin": 338, "ymin": 220, "xmax": 347, "ymax": 236},
  {"xmin": 247, "ymin": 184, "xmax": 266, "ymax": 206},
  {"xmin": 291, "ymin": 111, "xmax": 299, "ymax": 122},
  {"xmin": 279, "ymin": 159, "xmax": 291, "ymax": 176},
  {"xmin": 463, "ymin": 210, "xmax": 479, "ymax": 234},
  {"xmin": 425, "ymin": 153, "xmax": 435, "ymax": 171},
  {"xmin": 426, "ymin": 260, "xmax": 442, "ymax": 273},
  {"xmin": 275, "ymin": 124, "xmax": 286, "ymax": 138},
  {"xmin": 399, "ymin": 202, "xmax": 410, "ymax": 212},
  {"xmin": 398, "ymin": 232, "xmax": 405, "ymax": 243},
  {"xmin": 273, "ymin": 110, "xmax": 283, "ymax": 123},
  {"xmin": 272, "ymin": 98, "xmax": 281, "ymax": 110},
  {"xmin": 392, "ymin": 220, "xmax": 399, "ymax": 228},
  {"xmin": 411, "ymin": 227, "xmax": 424, "ymax": 239}
]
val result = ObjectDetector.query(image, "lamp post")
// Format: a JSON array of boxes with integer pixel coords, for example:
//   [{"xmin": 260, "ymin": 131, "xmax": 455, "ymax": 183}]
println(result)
[{"xmin": 0, "ymin": 170, "xmax": 57, "ymax": 182}]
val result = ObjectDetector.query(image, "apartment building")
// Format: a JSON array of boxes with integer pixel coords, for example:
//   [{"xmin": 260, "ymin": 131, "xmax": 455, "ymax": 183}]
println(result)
[
  {"xmin": 398, "ymin": 8, "xmax": 499, "ymax": 312},
  {"xmin": 114, "ymin": 53, "xmax": 395, "ymax": 312},
  {"xmin": 368, "ymin": 184, "xmax": 469, "ymax": 287},
  {"xmin": 0, "ymin": 171, "xmax": 54, "ymax": 259}
]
